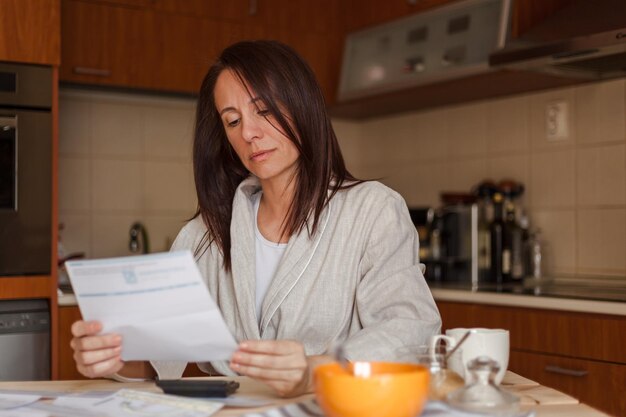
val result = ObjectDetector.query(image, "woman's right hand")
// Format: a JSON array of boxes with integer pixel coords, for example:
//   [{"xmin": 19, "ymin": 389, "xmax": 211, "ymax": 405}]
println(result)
[{"xmin": 70, "ymin": 320, "xmax": 123, "ymax": 378}]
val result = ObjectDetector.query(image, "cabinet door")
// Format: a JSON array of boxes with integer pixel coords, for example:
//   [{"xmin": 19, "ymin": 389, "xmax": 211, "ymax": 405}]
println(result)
[
  {"xmin": 510, "ymin": 350, "xmax": 626, "ymax": 417},
  {"xmin": 61, "ymin": 0, "xmax": 149, "ymax": 88},
  {"xmin": 0, "ymin": 0, "xmax": 60, "ymax": 65},
  {"xmin": 436, "ymin": 301, "xmax": 626, "ymax": 364},
  {"xmin": 342, "ymin": 0, "xmax": 457, "ymax": 32},
  {"xmin": 58, "ymin": 306, "xmax": 86, "ymax": 380}
]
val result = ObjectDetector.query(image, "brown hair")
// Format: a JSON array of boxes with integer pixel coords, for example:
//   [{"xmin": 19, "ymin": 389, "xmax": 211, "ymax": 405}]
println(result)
[{"xmin": 192, "ymin": 40, "xmax": 361, "ymax": 271}]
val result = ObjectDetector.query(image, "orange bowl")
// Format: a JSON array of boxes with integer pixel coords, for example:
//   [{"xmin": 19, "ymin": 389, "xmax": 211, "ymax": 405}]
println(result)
[{"xmin": 314, "ymin": 362, "xmax": 430, "ymax": 417}]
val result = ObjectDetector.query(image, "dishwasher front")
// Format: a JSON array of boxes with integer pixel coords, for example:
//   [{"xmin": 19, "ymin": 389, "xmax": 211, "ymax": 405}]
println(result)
[{"xmin": 0, "ymin": 299, "xmax": 50, "ymax": 380}]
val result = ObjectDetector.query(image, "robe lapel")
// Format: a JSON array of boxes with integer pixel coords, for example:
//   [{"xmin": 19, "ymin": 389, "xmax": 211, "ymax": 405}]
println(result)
[
  {"xmin": 259, "ymin": 200, "xmax": 331, "ymax": 336},
  {"xmin": 229, "ymin": 177, "xmax": 262, "ymax": 340}
]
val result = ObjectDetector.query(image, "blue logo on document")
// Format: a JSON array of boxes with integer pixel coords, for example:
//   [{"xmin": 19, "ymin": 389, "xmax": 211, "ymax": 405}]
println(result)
[{"xmin": 122, "ymin": 270, "xmax": 138, "ymax": 284}]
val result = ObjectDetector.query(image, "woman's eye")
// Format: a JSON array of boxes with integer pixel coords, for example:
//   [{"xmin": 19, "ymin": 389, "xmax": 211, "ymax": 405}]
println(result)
[
  {"xmin": 257, "ymin": 109, "xmax": 270, "ymax": 117},
  {"xmin": 226, "ymin": 118, "xmax": 240, "ymax": 127}
]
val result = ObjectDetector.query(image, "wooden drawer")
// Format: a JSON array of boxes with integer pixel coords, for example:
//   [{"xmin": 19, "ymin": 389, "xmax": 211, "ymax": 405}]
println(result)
[
  {"xmin": 437, "ymin": 301, "xmax": 626, "ymax": 364},
  {"xmin": 510, "ymin": 350, "xmax": 626, "ymax": 417}
]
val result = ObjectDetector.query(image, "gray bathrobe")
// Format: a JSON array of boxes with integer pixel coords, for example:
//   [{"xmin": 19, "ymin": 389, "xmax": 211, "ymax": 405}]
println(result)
[{"xmin": 153, "ymin": 176, "xmax": 441, "ymax": 378}]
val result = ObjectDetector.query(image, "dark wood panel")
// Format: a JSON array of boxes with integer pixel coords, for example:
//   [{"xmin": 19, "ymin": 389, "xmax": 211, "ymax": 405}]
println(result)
[
  {"xmin": 437, "ymin": 300, "xmax": 626, "ymax": 365},
  {"xmin": 0, "ymin": 0, "xmax": 60, "ymax": 65},
  {"xmin": 510, "ymin": 350, "xmax": 626, "ymax": 417},
  {"xmin": 58, "ymin": 306, "xmax": 84, "ymax": 380}
]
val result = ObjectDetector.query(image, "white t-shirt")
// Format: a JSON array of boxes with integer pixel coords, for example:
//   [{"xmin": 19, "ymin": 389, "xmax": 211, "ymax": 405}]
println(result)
[{"xmin": 253, "ymin": 192, "xmax": 287, "ymax": 324}]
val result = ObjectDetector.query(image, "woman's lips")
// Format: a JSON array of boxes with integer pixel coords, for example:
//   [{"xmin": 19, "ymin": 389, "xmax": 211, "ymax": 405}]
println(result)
[{"xmin": 250, "ymin": 149, "xmax": 275, "ymax": 162}]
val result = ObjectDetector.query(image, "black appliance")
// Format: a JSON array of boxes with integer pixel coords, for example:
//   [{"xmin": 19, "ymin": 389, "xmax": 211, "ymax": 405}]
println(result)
[{"xmin": 0, "ymin": 62, "xmax": 52, "ymax": 276}]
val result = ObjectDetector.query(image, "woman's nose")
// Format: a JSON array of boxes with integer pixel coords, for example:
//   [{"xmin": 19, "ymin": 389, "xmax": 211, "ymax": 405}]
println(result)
[{"xmin": 241, "ymin": 117, "xmax": 262, "ymax": 143}]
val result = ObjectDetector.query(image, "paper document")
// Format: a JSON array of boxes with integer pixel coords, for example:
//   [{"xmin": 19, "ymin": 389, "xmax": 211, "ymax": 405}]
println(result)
[
  {"xmin": 89, "ymin": 389, "xmax": 222, "ymax": 417},
  {"xmin": 0, "ymin": 393, "xmax": 41, "ymax": 410},
  {"xmin": 66, "ymin": 251, "xmax": 238, "ymax": 361}
]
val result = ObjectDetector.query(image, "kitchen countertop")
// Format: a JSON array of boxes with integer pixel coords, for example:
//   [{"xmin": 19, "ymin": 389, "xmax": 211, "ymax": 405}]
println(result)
[{"xmin": 430, "ymin": 284, "xmax": 626, "ymax": 316}]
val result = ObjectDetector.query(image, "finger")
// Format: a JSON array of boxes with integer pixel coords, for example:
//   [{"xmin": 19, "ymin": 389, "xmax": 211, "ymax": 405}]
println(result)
[
  {"xmin": 238, "ymin": 340, "xmax": 303, "ymax": 355},
  {"xmin": 72, "ymin": 334, "xmax": 122, "ymax": 352},
  {"xmin": 231, "ymin": 362, "xmax": 304, "ymax": 382},
  {"xmin": 74, "ymin": 346, "xmax": 122, "ymax": 366},
  {"xmin": 232, "ymin": 350, "xmax": 306, "ymax": 370},
  {"xmin": 77, "ymin": 355, "xmax": 124, "ymax": 379},
  {"xmin": 71, "ymin": 321, "xmax": 102, "ymax": 338}
]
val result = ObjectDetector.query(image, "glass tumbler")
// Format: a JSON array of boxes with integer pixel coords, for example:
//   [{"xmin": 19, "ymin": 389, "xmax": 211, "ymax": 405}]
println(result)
[{"xmin": 396, "ymin": 345, "xmax": 465, "ymax": 401}]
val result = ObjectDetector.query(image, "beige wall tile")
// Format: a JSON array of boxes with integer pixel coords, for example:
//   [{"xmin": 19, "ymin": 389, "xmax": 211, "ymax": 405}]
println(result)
[
  {"xmin": 58, "ymin": 212, "xmax": 92, "ymax": 258},
  {"xmin": 378, "ymin": 162, "xmax": 447, "ymax": 207},
  {"xmin": 381, "ymin": 113, "xmax": 422, "ymax": 164},
  {"xmin": 577, "ymin": 208, "xmax": 626, "ymax": 275},
  {"xmin": 414, "ymin": 109, "xmax": 448, "ymax": 161},
  {"xmin": 488, "ymin": 154, "xmax": 530, "ymax": 189},
  {"xmin": 443, "ymin": 158, "xmax": 488, "ymax": 193},
  {"xmin": 530, "ymin": 150, "xmax": 576, "ymax": 208},
  {"xmin": 447, "ymin": 102, "xmax": 488, "ymax": 157},
  {"xmin": 487, "ymin": 95, "xmax": 529, "ymax": 154},
  {"xmin": 144, "ymin": 105, "xmax": 195, "ymax": 160},
  {"xmin": 352, "ymin": 121, "xmax": 387, "ymax": 166},
  {"xmin": 143, "ymin": 215, "xmax": 189, "ymax": 253},
  {"xmin": 575, "ymin": 79, "xmax": 625, "ymax": 145},
  {"xmin": 92, "ymin": 159, "xmax": 143, "ymax": 211},
  {"xmin": 58, "ymin": 157, "xmax": 90, "ymax": 211},
  {"xmin": 359, "ymin": 116, "xmax": 407, "ymax": 164},
  {"xmin": 529, "ymin": 88, "xmax": 576, "ymax": 150},
  {"xmin": 531, "ymin": 210, "xmax": 576, "ymax": 275},
  {"xmin": 92, "ymin": 101, "xmax": 144, "ymax": 157},
  {"xmin": 144, "ymin": 161, "xmax": 195, "ymax": 212},
  {"xmin": 59, "ymin": 95, "xmax": 91, "ymax": 156},
  {"xmin": 92, "ymin": 214, "xmax": 141, "ymax": 258},
  {"xmin": 332, "ymin": 119, "xmax": 362, "ymax": 169},
  {"xmin": 577, "ymin": 144, "xmax": 626, "ymax": 206}
]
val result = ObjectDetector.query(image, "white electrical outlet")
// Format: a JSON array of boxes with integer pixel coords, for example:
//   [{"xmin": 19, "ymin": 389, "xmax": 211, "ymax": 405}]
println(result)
[{"xmin": 545, "ymin": 100, "xmax": 569, "ymax": 141}]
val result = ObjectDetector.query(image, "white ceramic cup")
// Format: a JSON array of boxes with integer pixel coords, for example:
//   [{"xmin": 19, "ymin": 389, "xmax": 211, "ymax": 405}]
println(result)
[{"xmin": 430, "ymin": 328, "xmax": 510, "ymax": 385}]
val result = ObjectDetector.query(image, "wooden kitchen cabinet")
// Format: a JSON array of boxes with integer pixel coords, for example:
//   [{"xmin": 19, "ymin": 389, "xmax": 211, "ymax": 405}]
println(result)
[
  {"xmin": 58, "ymin": 305, "xmax": 207, "ymax": 380},
  {"xmin": 511, "ymin": 350, "xmax": 626, "ymax": 416},
  {"xmin": 0, "ymin": 0, "xmax": 60, "ymax": 65},
  {"xmin": 60, "ymin": 0, "xmax": 342, "ymax": 100},
  {"xmin": 437, "ymin": 300, "xmax": 626, "ymax": 416}
]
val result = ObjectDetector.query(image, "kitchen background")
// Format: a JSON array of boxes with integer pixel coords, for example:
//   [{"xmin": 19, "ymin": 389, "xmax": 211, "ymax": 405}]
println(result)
[{"xmin": 59, "ymin": 77, "xmax": 626, "ymax": 279}]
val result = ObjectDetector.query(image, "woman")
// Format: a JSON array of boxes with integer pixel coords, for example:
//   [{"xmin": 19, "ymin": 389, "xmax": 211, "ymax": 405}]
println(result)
[{"xmin": 70, "ymin": 40, "xmax": 441, "ymax": 397}]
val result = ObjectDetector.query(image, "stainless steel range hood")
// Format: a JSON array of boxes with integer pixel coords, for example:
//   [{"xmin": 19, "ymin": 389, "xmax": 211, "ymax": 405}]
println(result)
[
  {"xmin": 490, "ymin": 0, "xmax": 626, "ymax": 80},
  {"xmin": 330, "ymin": 0, "xmax": 626, "ymax": 120}
]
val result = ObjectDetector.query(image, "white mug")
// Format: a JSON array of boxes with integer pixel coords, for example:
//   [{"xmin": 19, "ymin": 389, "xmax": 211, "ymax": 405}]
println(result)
[{"xmin": 430, "ymin": 328, "xmax": 510, "ymax": 384}]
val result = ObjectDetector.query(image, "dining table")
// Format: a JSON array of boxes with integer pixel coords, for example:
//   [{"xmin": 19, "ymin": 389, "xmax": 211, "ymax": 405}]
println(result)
[{"xmin": 0, "ymin": 370, "xmax": 610, "ymax": 417}]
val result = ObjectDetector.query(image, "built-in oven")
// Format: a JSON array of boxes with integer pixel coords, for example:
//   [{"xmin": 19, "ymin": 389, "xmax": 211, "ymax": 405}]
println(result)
[{"xmin": 0, "ymin": 62, "xmax": 53, "ymax": 276}]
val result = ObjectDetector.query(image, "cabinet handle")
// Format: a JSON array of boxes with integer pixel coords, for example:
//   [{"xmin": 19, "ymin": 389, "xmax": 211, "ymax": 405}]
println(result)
[
  {"xmin": 73, "ymin": 67, "xmax": 112, "ymax": 77},
  {"xmin": 545, "ymin": 365, "xmax": 588, "ymax": 377}
]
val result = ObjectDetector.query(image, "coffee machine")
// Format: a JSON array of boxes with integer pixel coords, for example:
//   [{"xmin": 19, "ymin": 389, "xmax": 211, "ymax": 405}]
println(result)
[{"xmin": 411, "ymin": 203, "xmax": 479, "ymax": 287}]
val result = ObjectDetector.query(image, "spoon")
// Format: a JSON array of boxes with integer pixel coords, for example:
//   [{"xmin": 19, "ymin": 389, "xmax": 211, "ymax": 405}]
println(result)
[
  {"xmin": 445, "ymin": 330, "xmax": 471, "ymax": 362},
  {"xmin": 333, "ymin": 343, "xmax": 371, "ymax": 377}
]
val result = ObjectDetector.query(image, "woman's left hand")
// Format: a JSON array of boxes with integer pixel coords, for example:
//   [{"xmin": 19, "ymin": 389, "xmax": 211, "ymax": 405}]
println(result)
[{"xmin": 230, "ymin": 340, "xmax": 330, "ymax": 397}]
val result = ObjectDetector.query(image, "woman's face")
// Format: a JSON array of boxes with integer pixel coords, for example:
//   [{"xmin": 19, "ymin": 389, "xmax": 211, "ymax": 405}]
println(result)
[{"xmin": 214, "ymin": 69, "xmax": 299, "ymax": 185}]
